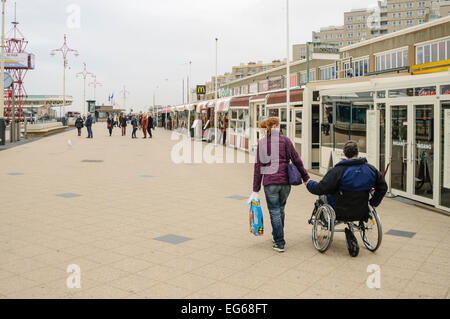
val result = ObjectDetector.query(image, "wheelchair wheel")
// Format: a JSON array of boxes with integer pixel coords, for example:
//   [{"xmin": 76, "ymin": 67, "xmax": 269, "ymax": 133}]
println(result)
[
  {"xmin": 360, "ymin": 207, "xmax": 382, "ymax": 252},
  {"xmin": 312, "ymin": 204, "xmax": 335, "ymax": 253}
]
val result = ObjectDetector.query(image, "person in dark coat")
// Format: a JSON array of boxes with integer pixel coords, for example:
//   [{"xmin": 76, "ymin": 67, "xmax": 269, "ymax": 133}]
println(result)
[
  {"xmin": 250, "ymin": 117, "xmax": 310, "ymax": 252},
  {"xmin": 107, "ymin": 115, "xmax": 114, "ymax": 136},
  {"xmin": 85, "ymin": 113, "xmax": 93, "ymax": 138},
  {"xmin": 306, "ymin": 140, "xmax": 387, "ymax": 218},
  {"xmin": 131, "ymin": 115, "xmax": 138, "ymax": 139},
  {"xmin": 306, "ymin": 141, "xmax": 388, "ymax": 256},
  {"xmin": 147, "ymin": 112, "xmax": 153, "ymax": 138},
  {"xmin": 75, "ymin": 115, "xmax": 84, "ymax": 137},
  {"xmin": 120, "ymin": 113, "xmax": 127, "ymax": 136}
]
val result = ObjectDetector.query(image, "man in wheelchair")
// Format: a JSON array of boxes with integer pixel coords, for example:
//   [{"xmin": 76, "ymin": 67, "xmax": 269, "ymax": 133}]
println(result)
[{"xmin": 306, "ymin": 141, "xmax": 388, "ymax": 256}]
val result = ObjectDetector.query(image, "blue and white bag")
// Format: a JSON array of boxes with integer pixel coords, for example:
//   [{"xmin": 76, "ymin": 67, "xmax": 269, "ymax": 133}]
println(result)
[{"xmin": 249, "ymin": 200, "xmax": 264, "ymax": 237}]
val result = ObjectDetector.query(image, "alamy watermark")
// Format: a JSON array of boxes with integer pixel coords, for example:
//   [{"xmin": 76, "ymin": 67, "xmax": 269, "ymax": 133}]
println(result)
[
  {"xmin": 170, "ymin": 129, "xmax": 280, "ymax": 174},
  {"xmin": 66, "ymin": 264, "xmax": 81, "ymax": 289},
  {"xmin": 366, "ymin": 264, "xmax": 381, "ymax": 289}
]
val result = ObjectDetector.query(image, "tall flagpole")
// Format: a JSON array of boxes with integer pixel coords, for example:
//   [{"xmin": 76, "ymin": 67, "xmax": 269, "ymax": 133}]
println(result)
[
  {"xmin": 214, "ymin": 37, "xmax": 218, "ymax": 145},
  {"xmin": 0, "ymin": 0, "xmax": 7, "ymax": 118},
  {"xmin": 286, "ymin": 0, "xmax": 291, "ymax": 139}
]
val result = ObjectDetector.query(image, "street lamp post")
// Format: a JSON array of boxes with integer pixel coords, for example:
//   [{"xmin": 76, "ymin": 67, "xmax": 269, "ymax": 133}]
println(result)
[
  {"xmin": 50, "ymin": 34, "xmax": 79, "ymax": 121},
  {"xmin": 285, "ymin": 0, "xmax": 291, "ymax": 139},
  {"xmin": 153, "ymin": 79, "xmax": 168, "ymax": 127},
  {"xmin": 214, "ymin": 37, "xmax": 218, "ymax": 145},
  {"xmin": 89, "ymin": 76, "xmax": 102, "ymax": 101},
  {"xmin": 76, "ymin": 63, "xmax": 94, "ymax": 116},
  {"xmin": 0, "ymin": 0, "xmax": 6, "ymax": 119}
]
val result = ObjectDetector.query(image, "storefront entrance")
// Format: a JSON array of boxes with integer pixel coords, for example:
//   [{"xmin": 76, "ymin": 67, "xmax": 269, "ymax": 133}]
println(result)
[{"xmin": 389, "ymin": 102, "xmax": 436, "ymax": 204}]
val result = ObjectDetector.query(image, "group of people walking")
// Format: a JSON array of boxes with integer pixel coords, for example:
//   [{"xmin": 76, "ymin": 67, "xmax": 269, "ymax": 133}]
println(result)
[{"xmin": 74, "ymin": 112, "xmax": 155, "ymax": 139}]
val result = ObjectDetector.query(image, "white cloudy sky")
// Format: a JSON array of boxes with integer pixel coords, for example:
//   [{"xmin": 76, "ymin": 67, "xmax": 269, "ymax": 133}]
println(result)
[{"xmin": 7, "ymin": 0, "xmax": 376, "ymax": 113}]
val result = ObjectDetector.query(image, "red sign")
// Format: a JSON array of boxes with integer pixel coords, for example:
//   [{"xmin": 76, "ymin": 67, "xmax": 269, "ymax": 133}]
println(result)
[
  {"xmin": 441, "ymin": 85, "xmax": 450, "ymax": 95},
  {"xmin": 290, "ymin": 74, "xmax": 298, "ymax": 88},
  {"xmin": 415, "ymin": 86, "xmax": 436, "ymax": 96}
]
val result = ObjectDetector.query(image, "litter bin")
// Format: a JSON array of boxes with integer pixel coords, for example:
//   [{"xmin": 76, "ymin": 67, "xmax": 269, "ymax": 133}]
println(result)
[{"xmin": 0, "ymin": 118, "xmax": 5, "ymax": 145}]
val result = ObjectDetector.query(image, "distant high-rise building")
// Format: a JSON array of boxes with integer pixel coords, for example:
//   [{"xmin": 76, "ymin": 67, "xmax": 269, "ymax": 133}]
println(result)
[{"xmin": 299, "ymin": 0, "xmax": 449, "ymax": 59}]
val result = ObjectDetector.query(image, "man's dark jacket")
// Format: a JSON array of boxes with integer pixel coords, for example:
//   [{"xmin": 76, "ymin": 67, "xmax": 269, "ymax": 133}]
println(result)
[
  {"xmin": 85, "ymin": 115, "xmax": 93, "ymax": 127},
  {"xmin": 307, "ymin": 158, "xmax": 387, "ymax": 221}
]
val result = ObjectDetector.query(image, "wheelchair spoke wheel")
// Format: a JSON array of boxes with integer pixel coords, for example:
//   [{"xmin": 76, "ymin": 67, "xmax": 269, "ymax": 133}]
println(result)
[
  {"xmin": 360, "ymin": 207, "xmax": 382, "ymax": 252},
  {"xmin": 312, "ymin": 204, "xmax": 335, "ymax": 253}
]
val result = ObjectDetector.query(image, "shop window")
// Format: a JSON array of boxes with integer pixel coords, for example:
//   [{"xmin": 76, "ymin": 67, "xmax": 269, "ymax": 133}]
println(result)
[
  {"xmin": 295, "ymin": 111, "xmax": 302, "ymax": 139},
  {"xmin": 431, "ymin": 43, "xmax": 438, "ymax": 62},
  {"xmin": 321, "ymin": 103, "xmax": 333, "ymax": 148},
  {"xmin": 281, "ymin": 109, "xmax": 287, "ymax": 122},
  {"xmin": 439, "ymin": 41, "xmax": 446, "ymax": 61},
  {"xmin": 268, "ymin": 109, "xmax": 279, "ymax": 117},
  {"xmin": 391, "ymin": 52, "xmax": 397, "ymax": 69},
  {"xmin": 231, "ymin": 111, "xmax": 237, "ymax": 119},
  {"xmin": 335, "ymin": 103, "xmax": 351, "ymax": 150},
  {"xmin": 238, "ymin": 110, "xmax": 244, "ymax": 120},
  {"xmin": 415, "ymin": 86, "xmax": 436, "ymax": 96},
  {"xmin": 441, "ymin": 84, "xmax": 450, "ymax": 95},
  {"xmin": 424, "ymin": 44, "xmax": 431, "ymax": 63},
  {"xmin": 389, "ymin": 88, "xmax": 414, "ymax": 98},
  {"xmin": 416, "ymin": 46, "xmax": 424, "ymax": 64},
  {"xmin": 377, "ymin": 91, "xmax": 386, "ymax": 98}
]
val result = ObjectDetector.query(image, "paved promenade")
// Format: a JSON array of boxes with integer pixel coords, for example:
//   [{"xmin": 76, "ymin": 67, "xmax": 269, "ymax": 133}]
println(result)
[{"xmin": 0, "ymin": 124, "xmax": 449, "ymax": 299}]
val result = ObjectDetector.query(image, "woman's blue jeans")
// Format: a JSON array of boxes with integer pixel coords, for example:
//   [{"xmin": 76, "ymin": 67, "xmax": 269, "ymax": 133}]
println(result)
[{"xmin": 264, "ymin": 184, "xmax": 291, "ymax": 247}]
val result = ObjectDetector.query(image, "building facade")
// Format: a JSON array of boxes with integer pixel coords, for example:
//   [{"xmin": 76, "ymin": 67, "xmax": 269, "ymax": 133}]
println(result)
[{"xmin": 173, "ymin": 16, "xmax": 450, "ymax": 212}]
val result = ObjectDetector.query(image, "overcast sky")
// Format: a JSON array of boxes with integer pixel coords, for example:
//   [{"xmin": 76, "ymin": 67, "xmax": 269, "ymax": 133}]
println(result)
[{"xmin": 7, "ymin": 0, "xmax": 376, "ymax": 113}]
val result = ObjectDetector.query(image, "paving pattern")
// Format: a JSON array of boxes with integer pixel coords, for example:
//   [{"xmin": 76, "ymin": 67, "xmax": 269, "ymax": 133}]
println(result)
[{"xmin": 0, "ymin": 124, "xmax": 449, "ymax": 299}]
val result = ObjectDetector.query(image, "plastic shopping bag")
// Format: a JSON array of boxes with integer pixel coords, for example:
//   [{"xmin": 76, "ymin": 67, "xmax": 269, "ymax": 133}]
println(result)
[{"xmin": 249, "ymin": 200, "xmax": 264, "ymax": 237}]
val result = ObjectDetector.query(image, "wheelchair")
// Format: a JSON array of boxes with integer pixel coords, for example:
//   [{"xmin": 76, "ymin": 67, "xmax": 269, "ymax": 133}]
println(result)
[{"xmin": 308, "ymin": 196, "xmax": 382, "ymax": 254}]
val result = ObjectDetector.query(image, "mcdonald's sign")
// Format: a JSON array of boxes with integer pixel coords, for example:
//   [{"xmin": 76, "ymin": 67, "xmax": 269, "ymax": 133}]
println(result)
[{"xmin": 197, "ymin": 85, "xmax": 206, "ymax": 95}]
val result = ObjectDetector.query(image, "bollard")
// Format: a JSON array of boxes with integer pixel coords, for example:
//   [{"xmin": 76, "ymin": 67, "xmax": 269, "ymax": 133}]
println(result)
[
  {"xmin": 16, "ymin": 120, "xmax": 20, "ymax": 142},
  {"xmin": 24, "ymin": 118, "xmax": 27, "ymax": 139},
  {"xmin": 0, "ymin": 118, "xmax": 5, "ymax": 145}
]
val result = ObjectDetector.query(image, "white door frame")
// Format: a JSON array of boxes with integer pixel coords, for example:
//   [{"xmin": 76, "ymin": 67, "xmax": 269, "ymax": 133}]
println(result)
[{"xmin": 386, "ymin": 96, "xmax": 438, "ymax": 207}]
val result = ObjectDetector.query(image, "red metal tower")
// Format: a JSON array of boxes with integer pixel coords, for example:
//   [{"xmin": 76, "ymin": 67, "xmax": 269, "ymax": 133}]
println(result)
[{"xmin": 5, "ymin": 4, "xmax": 31, "ymax": 120}]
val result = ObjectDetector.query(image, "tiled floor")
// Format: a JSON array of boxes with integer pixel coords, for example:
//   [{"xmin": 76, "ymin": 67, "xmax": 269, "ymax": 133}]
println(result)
[{"xmin": 0, "ymin": 124, "xmax": 449, "ymax": 299}]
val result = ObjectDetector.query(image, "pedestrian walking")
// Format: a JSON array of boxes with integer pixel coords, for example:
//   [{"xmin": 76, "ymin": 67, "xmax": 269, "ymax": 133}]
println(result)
[
  {"xmin": 75, "ymin": 115, "xmax": 84, "ymax": 137},
  {"xmin": 249, "ymin": 117, "xmax": 310, "ymax": 252},
  {"xmin": 141, "ymin": 114, "xmax": 148, "ymax": 138},
  {"xmin": 131, "ymin": 115, "xmax": 138, "ymax": 139},
  {"xmin": 120, "ymin": 113, "xmax": 127, "ymax": 136},
  {"xmin": 147, "ymin": 112, "xmax": 153, "ymax": 138},
  {"xmin": 107, "ymin": 115, "xmax": 114, "ymax": 136},
  {"xmin": 85, "ymin": 112, "xmax": 93, "ymax": 139}
]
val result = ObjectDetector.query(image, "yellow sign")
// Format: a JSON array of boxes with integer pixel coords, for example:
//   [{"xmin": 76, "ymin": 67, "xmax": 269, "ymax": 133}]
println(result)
[
  {"xmin": 411, "ymin": 59, "xmax": 450, "ymax": 75},
  {"xmin": 197, "ymin": 85, "xmax": 206, "ymax": 95}
]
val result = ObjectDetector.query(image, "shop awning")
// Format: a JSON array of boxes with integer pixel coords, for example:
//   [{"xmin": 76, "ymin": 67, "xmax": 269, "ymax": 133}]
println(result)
[
  {"xmin": 175, "ymin": 104, "xmax": 185, "ymax": 112},
  {"xmin": 215, "ymin": 97, "xmax": 231, "ymax": 112},
  {"xmin": 196, "ymin": 101, "xmax": 209, "ymax": 113},
  {"xmin": 186, "ymin": 104, "xmax": 195, "ymax": 111},
  {"xmin": 250, "ymin": 94, "xmax": 267, "ymax": 102},
  {"xmin": 266, "ymin": 89, "xmax": 303, "ymax": 106},
  {"xmin": 161, "ymin": 107, "xmax": 171, "ymax": 114},
  {"xmin": 230, "ymin": 96, "xmax": 250, "ymax": 108}
]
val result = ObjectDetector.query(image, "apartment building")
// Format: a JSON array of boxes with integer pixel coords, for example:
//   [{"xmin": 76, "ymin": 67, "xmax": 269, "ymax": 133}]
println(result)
[
  {"xmin": 293, "ymin": 44, "xmax": 308, "ymax": 61},
  {"xmin": 439, "ymin": 0, "xmax": 450, "ymax": 15},
  {"xmin": 309, "ymin": 0, "xmax": 449, "ymax": 50},
  {"xmin": 311, "ymin": 26, "xmax": 345, "ymax": 48},
  {"xmin": 205, "ymin": 60, "xmax": 285, "ymax": 96},
  {"xmin": 344, "ymin": 8, "xmax": 372, "ymax": 44}
]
